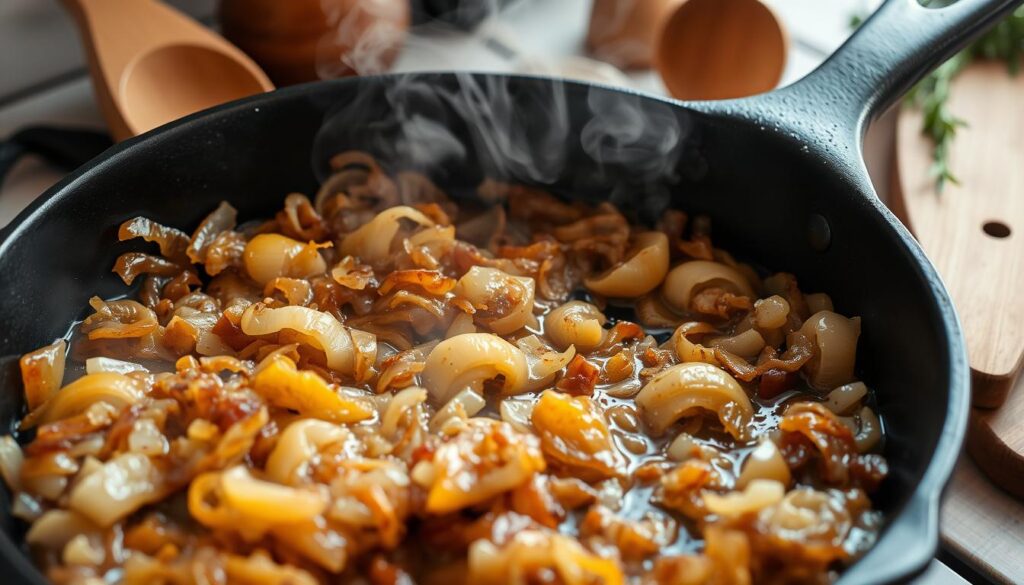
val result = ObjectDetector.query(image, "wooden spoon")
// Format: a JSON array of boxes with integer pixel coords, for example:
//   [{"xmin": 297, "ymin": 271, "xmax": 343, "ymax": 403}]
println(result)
[
  {"xmin": 654, "ymin": 0, "xmax": 786, "ymax": 101},
  {"xmin": 63, "ymin": 0, "xmax": 274, "ymax": 141}
]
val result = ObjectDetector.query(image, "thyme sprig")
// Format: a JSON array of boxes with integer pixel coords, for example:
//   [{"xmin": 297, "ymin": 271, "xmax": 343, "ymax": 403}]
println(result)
[{"xmin": 853, "ymin": 5, "xmax": 1024, "ymax": 191}]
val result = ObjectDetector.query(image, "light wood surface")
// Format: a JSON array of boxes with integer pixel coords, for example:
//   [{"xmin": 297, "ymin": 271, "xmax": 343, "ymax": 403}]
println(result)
[
  {"xmin": 62, "ymin": 0, "xmax": 272, "ymax": 140},
  {"xmin": 653, "ymin": 0, "xmax": 787, "ymax": 100},
  {"xmin": 892, "ymin": 60, "xmax": 1024, "ymax": 573},
  {"xmin": 891, "ymin": 61, "xmax": 1024, "ymax": 409},
  {"xmin": 942, "ymin": 454, "xmax": 1024, "ymax": 584},
  {"xmin": 967, "ymin": 394, "xmax": 1024, "ymax": 500}
]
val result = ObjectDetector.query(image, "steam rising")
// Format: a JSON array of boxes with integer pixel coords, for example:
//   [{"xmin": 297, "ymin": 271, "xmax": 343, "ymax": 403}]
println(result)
[
  {"xmin": 316, "ymin": 0, "xmax": 409, "ymax": 79},
  {"xmin": 312, "ymin": 3, "xmax": 696, "ymax": 221}
]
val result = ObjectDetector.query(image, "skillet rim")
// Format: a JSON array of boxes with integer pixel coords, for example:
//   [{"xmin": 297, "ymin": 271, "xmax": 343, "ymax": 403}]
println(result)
[{"xmin": 0, "ymin": 73, "xmax": 970, "ymax": 585}]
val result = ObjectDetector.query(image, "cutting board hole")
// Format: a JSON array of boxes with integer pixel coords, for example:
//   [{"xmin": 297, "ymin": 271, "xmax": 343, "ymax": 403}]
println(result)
[{"xmin": 982, "ymin": 221, "xmax": 1011, "ymax": 239}]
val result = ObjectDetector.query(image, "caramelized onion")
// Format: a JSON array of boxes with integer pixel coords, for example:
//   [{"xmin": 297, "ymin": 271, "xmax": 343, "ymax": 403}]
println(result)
[
  {"xmin": 69, "ymin": 452, "xmax": 165, "ymax": 527},
  {"xmin": 637, "ymin": 363, "xmax": 753, "ymax": 440},
  {"xmin": 113, "ymin": 253, "xmax": 183, "ymax": 285},
  {"xmin": 240, "ymin": 304, "xmax": 373, "ymax": 378},
  {"xmin": 118, "ymin": 216, "xmax": 190, "ymax": 263},
  {"xmin": 187, "ymin": 201, "xmax": 238, "ymax": 264},
  {"xmin": 584, "ymin": 231, "xmax": 669, "ymax": 298},
  {"xmin": 243, "ymin": 234, "xmax": 328, "ymax": 285},
  {"xmin": 19, "ymin": 339, "xmax": 66, "ymax": 411},
  {"xmin": 23, "ymin": 373, "xmax": 144, "ymax": 428},
  {"xmin": 81, "ymin": 297, "xmax": 159, "ymax": 340},
  {"xmin": 251, "ymin": 356, "xmax": 373, "ymax": 423}
]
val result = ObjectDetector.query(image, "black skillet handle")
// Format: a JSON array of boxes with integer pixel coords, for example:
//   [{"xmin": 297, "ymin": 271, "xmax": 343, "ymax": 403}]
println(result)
[
  {"xmin": 782, "ymin": 0, "xmax": 1023, "ymax": 138},
  {"xmin": 0, "ymin": 126, "xmax": 113, "ymax": 190}
]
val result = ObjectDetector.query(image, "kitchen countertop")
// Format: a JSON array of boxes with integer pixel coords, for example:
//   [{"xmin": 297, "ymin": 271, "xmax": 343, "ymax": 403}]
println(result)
[{"xmin": 0, "ymin": 0, "xmax": 982, "ymax": 583}]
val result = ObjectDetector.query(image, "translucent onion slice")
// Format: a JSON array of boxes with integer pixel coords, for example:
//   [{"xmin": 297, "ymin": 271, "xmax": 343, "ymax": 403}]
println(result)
[
  {"xmin": 636, "ymin": 362, "xmax": 753, "ymax": 440},
  {"xmin": 25, "ymin": 509, "xmax": 99, "ymax": 549},
  {"xmin": 19, "ymin": 339, "xmax": 66, "ymax": 411},
  {"xmin": 823, "ymin": 381, "xmax": 868, "ymax": 415},
  {"xmin": 220, "ymin": 466, "xmax": 328, "ymax": 524},
  {"xmin": 340, "ymin": 206, "xmax": 434, "ymax": 265},
  {"xmin": 703, "ymin": 479, "xmax": 785, "ymax": 516},
  {"xmin": 544, "ymin": 301, "xmax": 606, "ymax": 352},
  {"xmin": 0, "ymin": 436, "xmax": 23, "ymax": 491},
  {"xmin": 421, "ymin": 333, "xmax": 529, "ymax": 403},
  {"xmin": 187, "ymin": 201, "xmax": 238, "ymax": 264},
  {"xmin": 453, "ymin": 266, "xmax": 537, "ymax": 335},
  {"xmin": 736, "ymin": 439, "xmax": 791, "ymax": 488},
  {"xmin": 243, "ymin": 234, "xmax": 328, "ymax": 285},
  {"xmin": 708, "ymin": 329, "xmax": 765, "ymax": 359},
  {"xmin": 380, "ymin": 386, "xmax": 428, "ymax": 439},
  {"xmin": 118, "ymin": 216, "xmax": 190, "ymax": 263},
  {"xmin": 85, "ymin": 357, "xmax": 147, "ymax": 375},
  {"xmin": 671, "ymin": 322, "xmax": 720, "ymax": 365},
  {"xmin": 241, "ymin": 304, "xmax": 374, "ymax": 377},
  {"xmin": 250, "ymin": 356, "xmax": 373, "ymax": 423},
  {"xmin": 23, "ymin": 373, "xmax": 145, "ymax": 428},
  {"xmin": 431, "ymin": 388, "xmax": 487, "ymax": 432},
  {"xmin": 266, "ymin": 419, "xmax": 351, "ymax": 485},
  {"xmin": 516, "ymin": 335, "xmax": 577, "ymax": 392},
  {"xmin": 584, "ymin": 231, "xmax": 670, "ymax": 298},
  {"xmin": 662, "ymin": 261, "xmax": 755, "ymax": 312},
  {"xmin": 800, "ymin": 311, "xmax": 861, "ymax": 390},
  {"xmin": 68, "ymin": 452, "xmax": 165, "ymax": 527}
]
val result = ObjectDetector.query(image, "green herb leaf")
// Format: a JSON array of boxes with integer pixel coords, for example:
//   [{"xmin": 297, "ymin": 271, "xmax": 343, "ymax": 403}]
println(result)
[{"xmin": 852, "ymin": 4, "xmax": 1024, "ymax": 191}]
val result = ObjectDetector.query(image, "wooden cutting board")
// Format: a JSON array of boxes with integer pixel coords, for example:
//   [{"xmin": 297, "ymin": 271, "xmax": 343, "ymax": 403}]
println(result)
[{"xmin": 891, "ymin": 60, "xmax": 1024, "ymax": 497}]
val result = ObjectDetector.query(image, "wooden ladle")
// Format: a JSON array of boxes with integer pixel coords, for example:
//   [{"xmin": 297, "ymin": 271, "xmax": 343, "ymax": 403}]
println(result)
[
  {"xmin": 63, "ymin": 0, "xmax": 274, "ymax": 141},
  {"xmin": 654, "ymin": 0, "xmax": 787, "ymax": 101}
]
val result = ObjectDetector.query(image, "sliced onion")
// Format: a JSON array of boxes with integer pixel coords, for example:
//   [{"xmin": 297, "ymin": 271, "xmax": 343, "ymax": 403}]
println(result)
[
  {"xmin": 516, "ymin": 335, "xmax": 576, "ymax": 392},
  {"xmin": 85, "ymin": 357, "xmax": 147, "ymax": 375},
  {"xmin": 187, "ymin": 201, "xmax": 238, "ymax": 264},
  {"xmin": 431, "ymin": 388, "xmax": 487, "ymax": 432},
  {"xmin": 241, "ymin": 304, "xmax": 367, "ymax": 376},
  {"xmin": 118, "ymin": 216, "xmax": 190, "ymax": 263},
  {"xmin": 23, "ymin": 373, "xmax": 144, "ymax": 428},
  {"xmin": 68, "ymin": 452, "xmax": 165, "ymax": 527},
  {"xmin": 340, "ymin": 206, "xmax": 434, "ymax": 265},
  {"xmin": 19, "ymin": 339, "xmax": 66, "ymax": 411},
  {"xmin": 0, "ymin": 436, "xmax": 23, "ymax": 491},
  {"xmin": 500, "ymin": 398, "xmax": 536, "ymax": 434},
  {"xmin": 25, "ymin": 509, "xmax": 99, "ymax": 549}
]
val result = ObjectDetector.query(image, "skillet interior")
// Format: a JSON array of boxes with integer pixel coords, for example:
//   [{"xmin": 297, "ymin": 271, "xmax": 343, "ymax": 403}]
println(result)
[{"xmin": 0, "ymin": 74, "xmax": 966, "ymax": 584}]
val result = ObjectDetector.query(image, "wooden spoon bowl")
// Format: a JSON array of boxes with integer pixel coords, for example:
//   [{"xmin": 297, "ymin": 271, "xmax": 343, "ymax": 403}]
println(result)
[
  {"xmin": 64, "ymin": 0, "xmax": 274, "ymax": 141},
  {"xmin": 654, "ymin": 0, "xmax": 787, "ymax": 101}
]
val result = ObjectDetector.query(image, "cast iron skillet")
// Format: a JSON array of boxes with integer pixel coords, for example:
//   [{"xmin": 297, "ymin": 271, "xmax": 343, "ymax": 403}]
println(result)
[{"xmin": 0, "ymin": 0, "xmax": 1019, "ymax": 582}]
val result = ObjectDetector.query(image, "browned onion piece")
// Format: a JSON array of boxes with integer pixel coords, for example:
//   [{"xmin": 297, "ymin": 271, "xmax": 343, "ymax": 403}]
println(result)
[
  {"xmin": 396, "ymin": 172, "xmax": 457, "ymax": 218},
  {"xmin": 715, "ymin": 331, "xmax": 815, "ymax": 382},
  {"xmin": 187, "ymin": 202, "xmax": 238, "ymax": 264},
  {"xmin": 204, "ymin": 230, "xmax": 247, "ymax": 277},
  {"xmin": 264, "ymin": 278, "xmax": 313, "ymax": 306},
  {"xmin": 81, "ymin": 297, "xmax": 159, "ymax": 340},
  {"xmin": 457, "ymin": 206, "xmax": 506, "ymax": 250},
  {"xmin": 113, "ymin": 253, "xmax": 182, "ymax": 285},
  {"xmin": 276, "ymin": 193, "xmax": 327, "ymax": 241},
  {"xmin": 118, "ymin": 216, "xmax": 190, "ymax": 263},
  {"xmin": 316, "ymin": 151, "xmax": 399, "ymax": 215},
  {"xmin": 378, "ymin": 270, "xmax": 456, "ymax": 297},
  {"xmin": 19, "ymin": 339, "xmax": 67, "ymax": 411},
  {"xmin": 552, "ymin": 205, "xmax": 630, "ymax": 268}
]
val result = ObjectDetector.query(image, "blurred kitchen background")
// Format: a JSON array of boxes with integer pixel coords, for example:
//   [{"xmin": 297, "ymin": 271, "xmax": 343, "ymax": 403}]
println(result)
[{"xmin": 0, "ymin": 0, "xmax": 891, "ymax": 227}]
